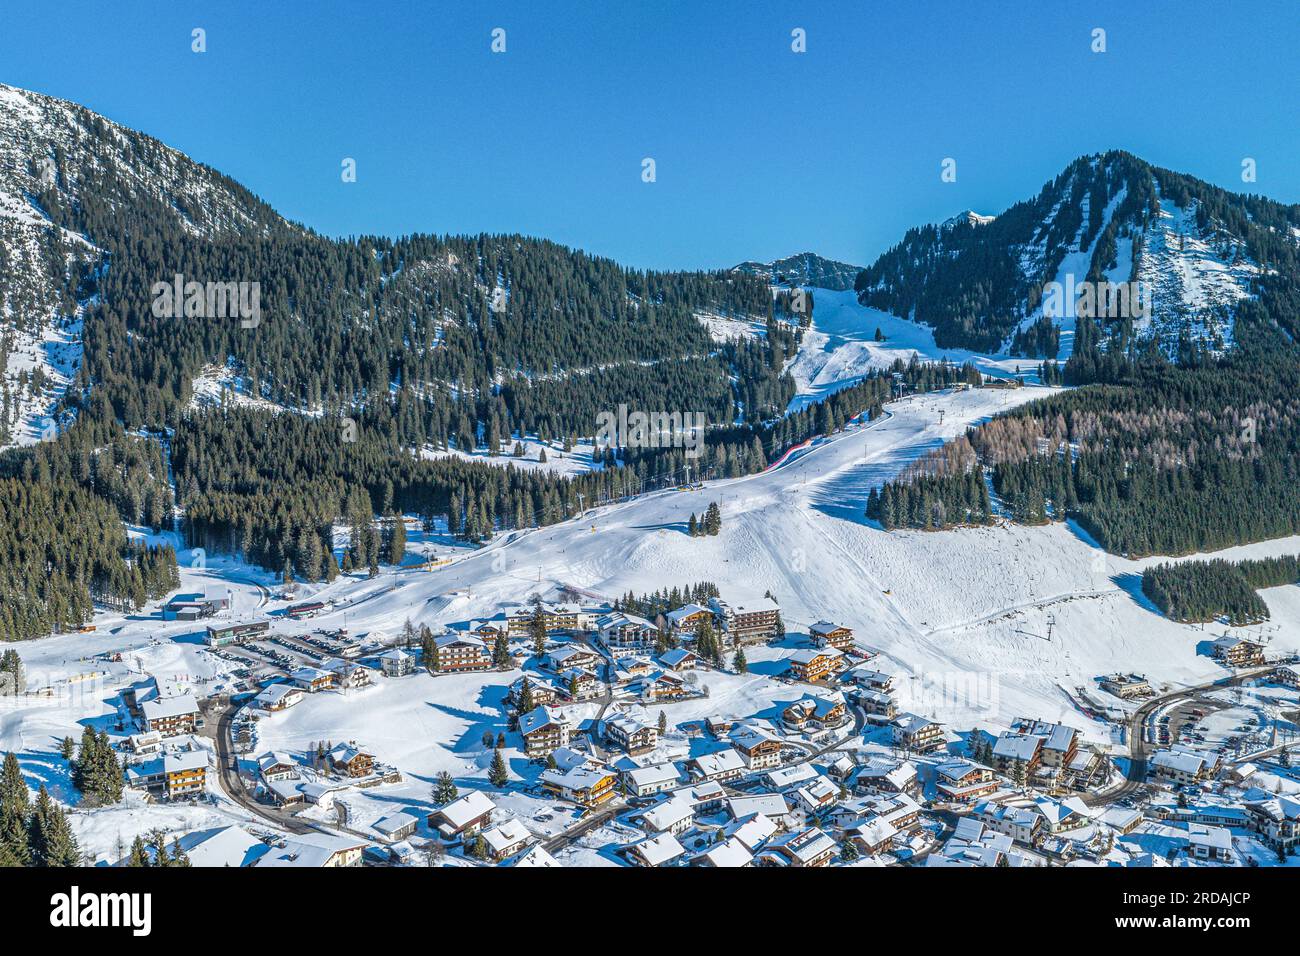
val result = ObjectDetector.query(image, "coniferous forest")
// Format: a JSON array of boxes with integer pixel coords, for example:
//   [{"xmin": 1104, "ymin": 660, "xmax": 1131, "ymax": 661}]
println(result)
[{"xmin": 1142, "ymin": 555, "xmax": 1300, "ymax": 624}]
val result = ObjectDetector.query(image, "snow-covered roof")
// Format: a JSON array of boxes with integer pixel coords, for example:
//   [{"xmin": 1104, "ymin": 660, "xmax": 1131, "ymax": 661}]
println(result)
[
  {"xmin": 141, "ymin": 693, "xmax": 199, "ymax": 721},
  {"xmin": 436, "ymin": 791, "xmax": 496, "ymax": 829},
  {"xmin": 638, "ymin": 797, "xmax": 694, "ymax": 832},
  {"xmin": 176, "ymin": 825, "xmax": 268, "ymax": 868},
  {"xmin": 253, "ymin": 833, "xmax": 365, "ymax": 868},
  {"xmin": 993, "ymin": 733, "xmax": 1042, "ymax": 761},
  {"xmin": 519, "ymin": 705, "xmax": 565, "ymax": 736},
  {"xmin": 630, "ymin": 831, "xmax": 685, "ymax": 866},
  {"xmin": 481, "ymin": 818, "xmax": 531, "ymax": 854},
  {"xmin": 694, "ymin": 748, "xmax": 746, "ymax": 777},
  {"xmin": 163, "ymin": 750, "xmax": 208, "ymax": 774},
  {"xmin": 510, "ymin": 845, "xmax": 561, "ymax": 868},
  {"xmin": 702, "ymin": 836, "xmax": 752, "ymax": 867},
  {"xmin": 373, "ymin": 809, "xmax": 422, "ymax": 835}
]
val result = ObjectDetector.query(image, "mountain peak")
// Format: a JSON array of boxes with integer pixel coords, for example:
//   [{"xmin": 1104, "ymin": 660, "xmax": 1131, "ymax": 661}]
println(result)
[{"xmin": 733, "ymin": 251, "xmax": 864, "ymax": 292}]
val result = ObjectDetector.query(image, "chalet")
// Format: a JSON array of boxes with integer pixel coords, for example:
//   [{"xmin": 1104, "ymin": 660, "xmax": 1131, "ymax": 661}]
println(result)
[
  {"xmin": 481, "ymin": 819, "xmax": 532, "ymax": 860},
  {"xmin": 508, "ymin": 602, "xmax": 595, "ymax": 636},
  {"xmin": 596, "ymin": 612, "xmax": 659, "ymax": 658},
  {"xmin": 706, "ymin": 715, "xmax": 734, "ymax": 738},
  {"xmin": 253, "ymin": 834, "xmax": 365, "ymax": 868},
  {"xmin": 175, "ymin": 825, "xmax": 270, "ymax": 868},
  {"xmin": 683, "ymin": 780, "xmax": 727, "ymax": 815},
  {"xmin": 286, "ymin": 601, "xmax": 327, "ymax": 620},
  {"xmin": 628, "ymin": 670, "xmax": 689, "ymax": 702},
  {"xmin": 373, "ymin": 810, "xmax": 421, "ymax": 842},
  {"xmin": 658, "ymin": 648, "xmax": 699, "ymax": 672},
  {"xmin": 658, "ymin": 603, "xmax": 714, "ymax": 640},
  {"xmin": 628, "ymin": 832, "xmax": 686, "ymax": 868},
  {"xmin": 429, "ymin": 791, "xmax": 496, "ymax": 839},
  {"xmin": 1273, "ymin": 665, "xmax": 1300, "ymax": 689},
  {"xmin": 163, "ymin": 750, "xmax": 208, "ymax": 800},
  {"xmin": 1031, "ymin": 795, "xmax": 1090, "ymax": 833},
  {"xmin": 546, "ymin": 644, "xmax": 604, "ymax": 673},
  {"xmin": 692, "ymin": 748, "xmax": 747, "ymax": 783},
  {"xmin": 1011, "ymin": 718, "xmax": 1079, "ymax": 773},
  {"xmin": 853, "ymin": 757, "xmax": 919, "ymax": 795},
  {"xmin": 846, "ymin": 817, "xmax": 899, "ymax": 856},
  {"xmin": 511, "ymin": 845, "xmax": 561, "ymax": 868},
  {"xmin": 623, "ymin": 762, "xmax": 682, "ymax": 798},
  {"xmin": 508, "ymin": 676, "xmax": 561, "ymax": 709},
  {"xmin": 809, "ymin": 621, "xmax": 854, "ymax": 652},
  {"xmin": 604, "ymin": 713, "xmax": 658, "ymax": 755},
  {"xmin": 710, "ymin": 596, "xmax": 781, "ymax": 644},
  {"xmin": 765, "ymin": 761, "xmax": 818, "ymax": 792},
  {"xmin": 729, "ymin": 726, "xmax": 784, "ymax": 770},
  {"xmin": 781, "ymin": 693, "xmax": 846, "ymax": 730},
  {"xmin": 540, "ymin": 765, "xmax": 618, "ymax": 807},
  {"xmin": 325, "ymin": 658, "xmax": 373, "ymax": 688},
  {"xmin": 852, "ymin": 792, "xmax": 923, "ymax": 832},
  {"xmin": 518, "ymin": 705, "xmax": 571, "ymax": 758},
  {"xmin": 976, "ymin": 801, "xmax": 1043, "ymax": 846},
  {"xmin": 256, "ymin": 752, "xmax": 298, "ymax": 784},
  {"xmin": 611, "ymin": 657, "xmax": 657, "ymax": 685},
  {"xmin": 1211, "ymin": 636, "xmax": 1266, "ymax": 668},
  {"xmin": 850, "ymin": 687, "xmax": 897, "ymax": 722},
  {"xmin": 378, "ymin": 648, "xmax": 416, "ymax": 677},
  {"xmin": 1150, "ymin": 747, "xmax": 1219, "ymax": 786},
  {"xmin": 140, "ymin": 694, "xmax": 200, "ymax": 737},
  {"xmin": 1099, "ymin": 673, "xmax": 1153, "ymax": 699},
  {"xmin": 432, "ymin": 633, "xmax": 491, "ymax": 673},
  {"xmin": 557, "ymin": 667, "xmax": 603, "ymax": 701},
  {"xmin": 328, "ymin": 743, "xmax": 374, "ymax": 778},
  {"xmin": 935, "ymin": 759, "xmax": 1000, "ymax": 803},
  {"xmin": 763, "ymin": 826, "xmax": 836, "ymax": 867},
  {"xmin": 727, "ymin": 794, "xmax": 796, "ymax": 829},
  {"xmin": 697, "ymin": 836, "xmax": 753, "ymax": 867},
  {"xmin": 1245, "ymin": 795, "xmax": 1300, "ymax": 852},
  {"xmin": 794, "ymin": 776, "xmax": 841, "ymax": 817},
  {"xmin": 254, "ymin": 683, "xmax": 303, "ymax": 712},
  {"xmin": 845, "ymin": 665, "xmax": 893, "ymax": 692},
  {"xmin": 787, "ymin": 647, "xmax": 845, "ymax": 683},
  {"xmin": 1187, "ymin": 823, "xmax": 1233, "ymax": 862},
  {"xmin": 1099, "ymin": 807, "xmax": 1144, "ymax": 835},
  {"xmin": 891, "ymin": 713, "xmax": 946, "ymax": 754},
  {"xmin": 993, "ymin": 732, "xmax": 1044, "ymax": 781},
  {"xmin": 128, "ymin": 732, "xmax": 163, "ymax": 755},
  {"xmin": 634, "ymin": 796, "xmax": 695, "ymax": 835},
  {"xmin": 291, "ymin": 666, "xmax": 336, "ymax": 693},
  {"xmin": 726, "ymin": 812, "xmax": 779, "ymax": 853},
  {"xmin": 827, "ymin": 753, "xmax": 856, "ymax": 780}
]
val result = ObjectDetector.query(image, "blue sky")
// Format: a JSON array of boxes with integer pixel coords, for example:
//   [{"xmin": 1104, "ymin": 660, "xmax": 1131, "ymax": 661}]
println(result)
[{"xmin": 2, "ymin": 0, "xmax": 1296, "ymax": 270}]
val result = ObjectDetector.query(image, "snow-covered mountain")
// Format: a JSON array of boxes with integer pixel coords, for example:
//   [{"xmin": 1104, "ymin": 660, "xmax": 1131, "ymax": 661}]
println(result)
[
  {"xmin": 0, "ymin": 82, "xmax": 283, "ymax": 445},
  {"xmin": 855, "ymin": 151, "xmax": 1300, "ymax": 359},
  {"xmin": 734, "ymin": 251, "xmax": 863, "ymax": 291}
]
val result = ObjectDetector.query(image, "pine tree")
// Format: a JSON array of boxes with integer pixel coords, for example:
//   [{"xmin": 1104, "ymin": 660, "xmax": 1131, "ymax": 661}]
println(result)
[
  {"xmin": 492, "ymin": 633, "xmax": 510, "ymax": 668},
  {"xmin": 0, "ymin": 752, "xmax": 31, "ymax": 865},
  {"xmin": 657, "ymin": 710, "xmax": 668, "ymax": 734},
  {"xmin": 488, "ymin": 748, "xmax": 509, "ymax": 788},
  {"xmin": 530, "ymin": 606, "xmax": 548, "ymax": 657},
  {"xmin": 733, "ymin": 646, "xmax": 748, "ymax": 673},
  {"xmin": 386, "ymin": 513, "xmax": 407, "ymax": 565},
  {"xmin": 518, "ymin": 677, "xmax": 534, "ymax": 714},
  {"xmin": 127, "ymin": 835, "xmax": 150, "ymax": 867},
  {"xmin": 432, "ymin": 771, "xmax": 458, "ymax": 805}
]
